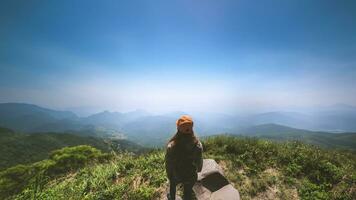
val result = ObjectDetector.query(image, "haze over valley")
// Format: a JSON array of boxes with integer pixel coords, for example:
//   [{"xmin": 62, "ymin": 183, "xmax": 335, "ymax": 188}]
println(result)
[{"xmin": 1, "ymin": 102, "xmax": 356, "ymax": 148}]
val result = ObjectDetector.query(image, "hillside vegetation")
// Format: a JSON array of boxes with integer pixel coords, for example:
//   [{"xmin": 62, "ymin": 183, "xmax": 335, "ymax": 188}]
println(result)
[
  {"xmin": 234, "ymin": 124, "xmax": 356, "ymax": 150},
  {"xmin": 0, "ymin": 127, "xmax": 146, "ymax": 170},
  {"xmin": 1, "ymin": 136, "xmax": 355, "ymax": 200}
]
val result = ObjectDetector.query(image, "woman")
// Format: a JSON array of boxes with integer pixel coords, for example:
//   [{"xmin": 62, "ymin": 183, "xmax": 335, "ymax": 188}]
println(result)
[{"xmin": 165, "ymin": 115, "xmax": 203, "ymax": 200}]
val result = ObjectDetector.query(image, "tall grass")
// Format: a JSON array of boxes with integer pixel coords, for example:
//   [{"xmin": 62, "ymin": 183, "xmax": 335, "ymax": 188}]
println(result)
[{"xmin": 1, "ymin": 136, "xmax": 355, "ymax": 200}]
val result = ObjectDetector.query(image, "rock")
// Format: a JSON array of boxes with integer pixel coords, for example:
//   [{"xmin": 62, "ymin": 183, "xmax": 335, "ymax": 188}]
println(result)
[{"xmin": 193, "ymin": 159, "xmax": 240, "ymax": 200}]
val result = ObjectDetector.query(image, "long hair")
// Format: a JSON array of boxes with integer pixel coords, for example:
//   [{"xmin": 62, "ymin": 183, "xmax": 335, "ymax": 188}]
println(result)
[{"xmin": 168, "ymin": 130, "xmax": 199, "ymax": 147}]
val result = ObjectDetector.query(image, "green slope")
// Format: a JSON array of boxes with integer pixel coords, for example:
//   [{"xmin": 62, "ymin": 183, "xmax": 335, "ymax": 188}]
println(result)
[
  {"xmin": 1, "ymin": 136, "xmax": 355, "ymax": 200},
  {"xmin": 0, "ymin": 127, "xmax": 146, "ymax": 170},
  {"xmin": 235, "ymin": 124, "xmax": 356, "ymax": 150}
]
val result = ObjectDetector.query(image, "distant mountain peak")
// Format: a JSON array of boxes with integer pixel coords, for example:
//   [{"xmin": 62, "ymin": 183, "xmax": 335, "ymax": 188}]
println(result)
[
  {"xmin": 126, "ymin": 109, "xmax": 150, "ymax": 116},
  {"xmin": 329, "ymin": 103, "xmax": 356, "ymax": 110}
]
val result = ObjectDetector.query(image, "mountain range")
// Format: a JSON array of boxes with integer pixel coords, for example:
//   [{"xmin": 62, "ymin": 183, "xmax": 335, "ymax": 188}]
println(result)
[{"xmin": 1, "ymin": 102, "xmax": 356, "ymax": 147}]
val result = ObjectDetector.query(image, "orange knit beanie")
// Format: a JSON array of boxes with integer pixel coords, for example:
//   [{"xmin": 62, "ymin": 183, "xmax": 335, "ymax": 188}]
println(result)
[{"xmin": 176, "ymin": 115, "xmax": 194, "ymax": 128}]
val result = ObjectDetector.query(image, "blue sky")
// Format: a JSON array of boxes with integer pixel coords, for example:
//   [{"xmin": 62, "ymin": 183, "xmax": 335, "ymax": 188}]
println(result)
[{"xmin": 0, "ymin": 0, "xmax": 356, "ymax": 114}]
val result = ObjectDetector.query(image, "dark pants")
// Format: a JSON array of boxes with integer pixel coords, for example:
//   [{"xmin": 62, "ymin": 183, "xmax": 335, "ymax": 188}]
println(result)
[{"xmin": 169, "ymin": 180, "xmax": 194, "ymax": 200}]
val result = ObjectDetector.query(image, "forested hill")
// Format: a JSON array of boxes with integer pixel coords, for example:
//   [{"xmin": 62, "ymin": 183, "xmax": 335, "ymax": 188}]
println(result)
[
  {"xmin": 0, "ymin": 127, "xmax": 146, "ymax": 170},
  {"xmin": 1, "ymin": 136, "xmax": 355, "ymax": 200},
  {"xmin": 232, "ymin": 123, "xmax": 356, "ymax": 150}
]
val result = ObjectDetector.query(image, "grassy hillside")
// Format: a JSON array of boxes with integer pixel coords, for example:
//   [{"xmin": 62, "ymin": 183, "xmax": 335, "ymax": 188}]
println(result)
[
  {"xmin": 203, "ymin": 136, "xmax": 355, "ymax": 199},
  {"xmin": 1, "ymin": 136, "xmax": 355, "ymax": 200},
  {"xmin": 235, "ymin": 124, "xmax": 356, "ymax": 150},
  {"xmin": 0, "ymin": 127, "xmax": 146, "ymax": 170}
]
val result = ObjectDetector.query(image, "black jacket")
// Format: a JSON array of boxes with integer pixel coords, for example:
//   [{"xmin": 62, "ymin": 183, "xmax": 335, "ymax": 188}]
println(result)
[{"xmin": 165, "ymin": 136, "xmax": 203, "ymax": 183}]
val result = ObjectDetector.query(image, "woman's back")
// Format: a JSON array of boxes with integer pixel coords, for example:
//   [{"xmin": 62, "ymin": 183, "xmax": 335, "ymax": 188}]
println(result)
[{"xmin": 166, "ymin": 137, "xmax": 203, "ymax": 183}]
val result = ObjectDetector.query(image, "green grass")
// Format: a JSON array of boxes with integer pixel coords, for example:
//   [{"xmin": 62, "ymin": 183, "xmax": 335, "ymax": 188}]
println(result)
[
  {"xmin": 1, "ymin": 136, "xmax": 355, "ymax": 200},
  {"xmin": 14, "ymin": 151, "xmax": 166, "ymax": 200},
  {"xmin": 203, "ymin": 136, "xmax": 356, "ymax": 200}
]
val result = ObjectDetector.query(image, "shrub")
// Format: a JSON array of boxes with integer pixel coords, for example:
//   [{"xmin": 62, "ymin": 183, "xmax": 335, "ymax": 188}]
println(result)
[
  {"xmin": 0, "ymin": 145, "xmax": 110, "ymax": 199},
  {"xmin": 45, "ymin": 145, "xmax": 108, "ymax": 176},
  {"xmin": 0, "ymin": 165, "xmax": 32, "ymax": 199},
  {"xmin": 299, "ymin": 179, "xmax": 329, "ymax": 200}
]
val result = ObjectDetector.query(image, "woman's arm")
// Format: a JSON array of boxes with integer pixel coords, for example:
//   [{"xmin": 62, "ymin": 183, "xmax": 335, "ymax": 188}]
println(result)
[
  {"xmin": 195, "ymin": 141, "xmax": 203, "ymax": 172},
  {"xmin": 165, "ymin": 142, "xmax": 175, "ymax": 180}
]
